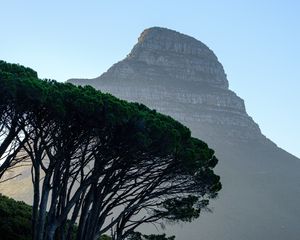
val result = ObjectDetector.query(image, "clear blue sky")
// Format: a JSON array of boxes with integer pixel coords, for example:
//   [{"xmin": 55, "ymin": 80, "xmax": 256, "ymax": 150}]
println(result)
[{"xmin": 1, "ymin": 1, "xmax": 299, "ymax": 158}]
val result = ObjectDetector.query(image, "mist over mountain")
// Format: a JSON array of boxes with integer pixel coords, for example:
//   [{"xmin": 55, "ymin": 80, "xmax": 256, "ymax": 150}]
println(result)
[{"xmin": 68, "ymin": 27, "xmax": 300, "ymax": 240}]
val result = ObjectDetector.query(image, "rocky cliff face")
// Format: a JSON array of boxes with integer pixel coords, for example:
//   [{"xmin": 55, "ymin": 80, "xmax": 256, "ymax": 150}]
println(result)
[{"xmin": 70, "ymin": 27, "xmax": 263, "ymax": 145}]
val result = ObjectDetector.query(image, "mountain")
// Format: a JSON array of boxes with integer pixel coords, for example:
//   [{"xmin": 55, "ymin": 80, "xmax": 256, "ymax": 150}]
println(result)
[{"xmin": 68, "ymin": 27, "xmax": 300, "ymax": 240}]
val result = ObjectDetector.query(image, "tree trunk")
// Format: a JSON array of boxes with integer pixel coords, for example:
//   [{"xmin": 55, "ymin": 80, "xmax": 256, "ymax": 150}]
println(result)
[
  {"xmin": 36, "ymin": 174, "xmax": 51, "ymax": 240},
  {"xmin": 45, "ymin": 223, "xmax": 57, "ymax": 240},
  {"xmin": 32, "ymin": 163, "xmax": 40, "ymax": 240}
]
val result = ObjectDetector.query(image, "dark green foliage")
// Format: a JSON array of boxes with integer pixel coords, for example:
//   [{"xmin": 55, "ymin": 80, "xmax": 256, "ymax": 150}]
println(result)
[
  {"xmin": 0, "ymin": 194, "xmax": 112, "ymax": 240},
  {"xmin": 0, "ymin": 60, "xmax": 221, "ymax": 240},
  {"xmin": 159, "ymin": 196, "xmax": 202, "ymax": 222},
  {"xmin": 0, "ymin": 194, "xmax": 32, "ymax": 240},
  {"xmin": 144, "ymin": 234, "xmax": 175, "ymax": 240},
  {"xmin": 99, "ymin": 235, "xmax": 112, "ymax": 240},
  {"xmin": 0, "ymin": 60, "xmax": 37, "ymax": 80},
  {"xmin": 128, "ymin": 232, "xmax": 175, "ymax": 240}
]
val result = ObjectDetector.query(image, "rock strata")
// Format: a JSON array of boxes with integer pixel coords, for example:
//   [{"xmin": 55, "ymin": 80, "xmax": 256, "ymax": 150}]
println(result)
[{"xmin": 70, "ymin": 27, "xmax": 265, "ymax": 144}]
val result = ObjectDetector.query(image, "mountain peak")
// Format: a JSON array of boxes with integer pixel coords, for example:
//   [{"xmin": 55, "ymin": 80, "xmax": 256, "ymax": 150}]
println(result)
[
  {"xmin": 102, "ymin": 27, "xmax": 228, "ymax": 89},
  {"xmin": 137, "ymin": 27, "xmax": 199, "ymax": 45},
  {"xmin": 69, "ymin": 27, "xmax": 260, "ymax": 142},
  {"xmin": 129, "ymin": 26, "xmax": 219, "ymax": 62}
]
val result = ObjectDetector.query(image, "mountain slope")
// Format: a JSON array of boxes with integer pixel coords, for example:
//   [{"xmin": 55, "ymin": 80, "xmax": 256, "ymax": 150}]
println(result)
[{"xmin": 68, "ymin": 27, "xmax": 300, "ymax": 240}]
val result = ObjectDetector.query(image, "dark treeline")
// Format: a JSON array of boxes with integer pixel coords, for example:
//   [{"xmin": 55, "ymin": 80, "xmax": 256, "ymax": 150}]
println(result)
[
  {"xmin": 0, "ymin": 194, "xmax": 31, "ymax": 240},
  {"xmin": 0, "ymin": 60, "xmax": 221, "ymax": 240}
]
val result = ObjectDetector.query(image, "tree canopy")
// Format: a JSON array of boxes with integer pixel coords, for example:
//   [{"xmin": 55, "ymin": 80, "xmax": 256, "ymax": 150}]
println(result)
[{"xmin": 0, "ymin": 60, "xmax": 221, "ymax": 240}]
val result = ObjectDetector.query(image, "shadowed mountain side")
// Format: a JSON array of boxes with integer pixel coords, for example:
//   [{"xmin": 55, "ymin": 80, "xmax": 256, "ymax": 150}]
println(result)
[{"xmin": 68, "ymin": 27, "xmax": 300, "ymax": 240}]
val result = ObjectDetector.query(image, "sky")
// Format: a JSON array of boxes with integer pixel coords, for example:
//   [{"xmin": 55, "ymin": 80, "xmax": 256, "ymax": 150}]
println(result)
[{"xmin": 1, "ymin": 1, "xmax": 299, "ymax": 158}]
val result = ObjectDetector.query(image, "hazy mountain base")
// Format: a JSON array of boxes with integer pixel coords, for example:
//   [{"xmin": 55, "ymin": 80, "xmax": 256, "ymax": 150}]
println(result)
[
  {"xmin": 0, "ymin": 165, "xmax": 33, "ymax": 203},
  {"xmin": 163, "ymin": 137, "xmax": 300, "ymax": 240}
]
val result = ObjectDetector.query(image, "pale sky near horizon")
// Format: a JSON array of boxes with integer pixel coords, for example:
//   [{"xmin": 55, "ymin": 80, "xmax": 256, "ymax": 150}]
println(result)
[{"xmin": 1, "ymin": 1, "xmax": 299, "ymax": 158}]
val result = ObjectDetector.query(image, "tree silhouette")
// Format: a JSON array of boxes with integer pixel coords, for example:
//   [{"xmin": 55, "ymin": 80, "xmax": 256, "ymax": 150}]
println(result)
[{"xmin": 0, "ymin": 61, "xmax": 221, "ymax": 240}]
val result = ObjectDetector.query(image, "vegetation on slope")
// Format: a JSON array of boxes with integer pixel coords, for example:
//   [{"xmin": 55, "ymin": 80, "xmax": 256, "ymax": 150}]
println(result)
[{"xmin": 0, "ymin": 194, "xmax": 31, "ymax": 240}]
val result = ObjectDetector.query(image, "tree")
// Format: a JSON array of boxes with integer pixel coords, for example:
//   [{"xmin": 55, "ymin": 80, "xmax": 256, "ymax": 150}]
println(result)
[
  {"xmin": 0, "ymin": 61, "xmax": 35, "ymax": 181},
  {"xmin": 0, "ymin": 61, "xmax": 221, "ymax": 240}
]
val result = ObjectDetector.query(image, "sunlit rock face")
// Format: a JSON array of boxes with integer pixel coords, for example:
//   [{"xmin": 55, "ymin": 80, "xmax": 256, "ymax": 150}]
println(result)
[{"xmin": 70, "ymin": 27, "xmax": 263, "ymax": 145}]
